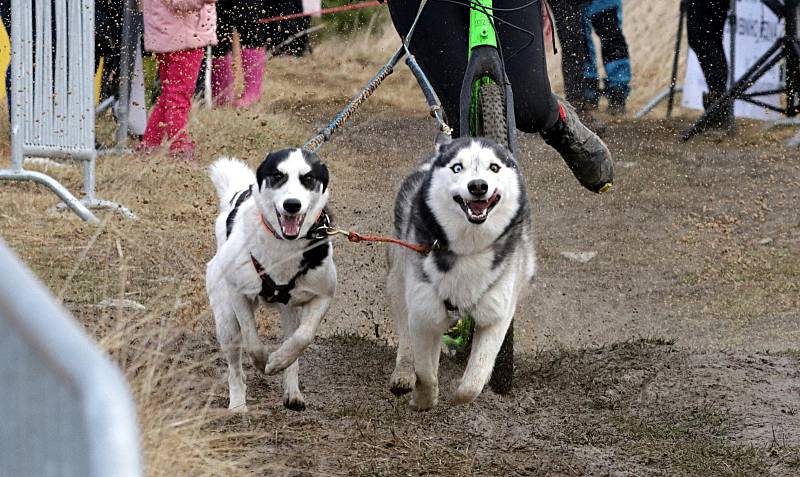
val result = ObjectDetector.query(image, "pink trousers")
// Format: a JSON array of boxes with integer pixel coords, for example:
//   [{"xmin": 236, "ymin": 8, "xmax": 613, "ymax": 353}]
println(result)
[{"xmin": 141, "ymin": 49, "xmax": 205, "ymax": 153}]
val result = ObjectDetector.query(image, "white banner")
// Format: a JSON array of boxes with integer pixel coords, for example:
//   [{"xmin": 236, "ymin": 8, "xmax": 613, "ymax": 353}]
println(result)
[{"xmin": 682, "ymin": 0, "xmax": 784, "ymax": 120}]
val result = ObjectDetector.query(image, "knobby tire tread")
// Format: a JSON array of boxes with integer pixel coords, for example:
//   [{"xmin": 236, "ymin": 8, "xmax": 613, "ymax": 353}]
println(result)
[{"xmin": 477, "ymin": 82, "xmax": 514, "ymax": 395}]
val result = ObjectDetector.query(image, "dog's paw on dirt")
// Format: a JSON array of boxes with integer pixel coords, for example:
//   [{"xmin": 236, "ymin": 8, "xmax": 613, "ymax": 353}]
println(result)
[
  {"xmin": 389, "ymin": 370, "xmax": 415, "ymax": 396},
  {"xmin": 450, "ymin": 385, "xmax": 480, "ymax": 406},
  {"xmin": 283, "ymin": 393, "xmax": 306, "ymax": 412},
  {"xmin": 264, "ymin": 351, "xmax": 295, "ymax": 375},
  {"xmin": 410, "ymin": 383, "xmax": 438, "ymax": 411}
]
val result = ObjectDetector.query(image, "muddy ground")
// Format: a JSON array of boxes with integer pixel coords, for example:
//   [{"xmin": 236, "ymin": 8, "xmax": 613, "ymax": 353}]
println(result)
[{"xmin": 1, "ymin": 47, "xmax": 800, "ymax": 475}]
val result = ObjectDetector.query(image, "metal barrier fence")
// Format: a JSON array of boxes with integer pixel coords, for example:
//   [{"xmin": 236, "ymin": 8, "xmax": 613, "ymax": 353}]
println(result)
[
  {"xmin": 0, "ymin": 0, "xmax": 134, "ymax": 223},
  {"xmin": 0, "ymin": 239, "xmax": 142, "ymax": 477}
]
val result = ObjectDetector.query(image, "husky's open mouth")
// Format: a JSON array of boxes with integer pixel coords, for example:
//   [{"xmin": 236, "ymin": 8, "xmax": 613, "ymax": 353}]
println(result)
[
  {"xmin": 453, "ymin": 189, "xmax": 501, "ymax": 224},
  {"xmin": 276, "ymin": 209, "xmax": 306, "ymax": 239}
]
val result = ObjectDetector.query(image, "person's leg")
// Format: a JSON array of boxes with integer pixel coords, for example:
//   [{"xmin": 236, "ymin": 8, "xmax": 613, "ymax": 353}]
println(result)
[
  {"xmin": 550, "ymin": 0, "xmax": 592, "ymax": 106},
  {"xmin": 687, "ymin": 0, "xmax": 731, "ymax": 127},
  {"xmin": 591, "ymin": 0, "xmax": 631, "ymax": 114},
  {"xmin": 496, "ymin": 0, "xmax": 560, "ymax": 132},
  {"xmin": 140, "ymin": 56, "xmax": 169, "ymax": 150},
  {"xmin": 95, "ymin": 0, "xmax": 122, "ymax": 97},
  {"xmin": 141, "ymin": 49, "xmax": 204, "ymax": 156},
  {"xmin": 232, "ymin": 0, "xmax": 271, "ymax": 107},
  {"xmin": 211, "ymin": 0, "xmax": 236, "ymax": 106},
  {"xmin": 161, "ymin": 49, "xmax": 204, "ymax": 155},
  {"xmin": 387, "ymin": 0, "xmax": 468, "ymax": 135},
  {"xmin": 286, "ymin": 0, "xmax": 311, "ymax": 57},
  {"xmin": 687, "ymin": 0, "xmax": 728, "ymax": 94},
  {"xmin": 582, "ymin": 3, "xmax": 601, "ymax": 111}
]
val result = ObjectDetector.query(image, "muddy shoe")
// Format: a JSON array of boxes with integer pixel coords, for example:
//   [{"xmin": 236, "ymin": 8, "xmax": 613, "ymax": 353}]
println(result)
[{"xmin": 540, "ymin": 101, "xmax": 614, "ymax": 193}]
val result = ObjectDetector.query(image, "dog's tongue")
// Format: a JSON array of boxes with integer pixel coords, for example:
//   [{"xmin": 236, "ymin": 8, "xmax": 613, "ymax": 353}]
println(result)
[
  {"xmin": 467, "ymin": 200, "xmax": 490, "ymax": 215},
  {"xmin": 281, "ymin": 215, "xmax": 302, "ymax": 237}
]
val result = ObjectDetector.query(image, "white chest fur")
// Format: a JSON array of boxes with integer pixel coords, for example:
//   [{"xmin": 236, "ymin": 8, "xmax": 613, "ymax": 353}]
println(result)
[{"xmin": 422, "ymin": 249, "xmax": 504, "ymax": 311}]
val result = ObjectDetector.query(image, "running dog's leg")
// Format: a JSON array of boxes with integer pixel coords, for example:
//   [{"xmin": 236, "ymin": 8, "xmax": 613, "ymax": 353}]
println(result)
[
  {"xmin": 278, "ymin": 305, "xmax": 305, "ymax": 411},
  {"xmin": 208, "ymin": 283, "xmax": 248, "ymax": 411},
  {"xmin": 229, "ymin": 293, "xmax": 269, "ymax": 373},
  {"xmin": 264, "ymin": 295, "xmax": 332, "ymax": 375},
  {"xmin": 407, "ymin": 282, "xmax": 449, "ymax": 411},
  {"xmin": 388, "ymin": 257, "xmax": 415, "ymax": 396},
  {"xmin": 452, "ymin": 298, "xmax": 516, "ymax": 405}
]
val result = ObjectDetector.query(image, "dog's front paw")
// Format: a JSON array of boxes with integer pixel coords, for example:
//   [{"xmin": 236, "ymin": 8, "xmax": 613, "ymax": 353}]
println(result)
[
  {"xmin": 410, "ymin": 381, "xmax": 438, "ymax": 411},
  {"xmin": 451, "ymin": 384, "xmax": 481, "ymax": 406},
  {"xmin": 228, "ymin": 399, "xmax": 248, "ymax": 413},
  {"xmin": 283, "ymin": 391, "xmax": 306, "ymax": 412},
  {"xmin": 264, "ymin": 351, "xmax": 294, "ymax": 375},
  {"xmin": 389, "ymin": 369, "xmax": 415, "ymax": 396}
]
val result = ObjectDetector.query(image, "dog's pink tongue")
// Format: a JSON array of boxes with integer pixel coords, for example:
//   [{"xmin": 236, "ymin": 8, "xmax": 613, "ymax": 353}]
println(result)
[
  {"xmin": 281, "ymin": 215, "xmax": 302, "ymax": 236},
  {"xmin": 467, "ymin": 200, "xmax": 490, "ymax": 215}
]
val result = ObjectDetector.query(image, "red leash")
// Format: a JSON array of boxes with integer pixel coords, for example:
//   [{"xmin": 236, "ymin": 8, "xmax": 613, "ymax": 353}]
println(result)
[
  {"xmin": 323, "ymin": 226, "xmax": 438, "ymax": 255},
  {"xmin": 343, "ymin": 230, "xmax": 436, "ymax": 255},
  {"xmin": 259, "ymin": 1, "xmax": 384, "ymax": 24},
  {"xmin": 260, "ymin": 214, "xmax": 436, "ymax": 255}
]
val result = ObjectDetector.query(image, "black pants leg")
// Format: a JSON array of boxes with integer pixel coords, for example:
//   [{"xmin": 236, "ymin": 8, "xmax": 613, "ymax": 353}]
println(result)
[
  {"xmin": 95, "ymin": 1, "xmax": 123, "ymax": 101},
  {"xmin": 687, "ymin": 0, "xmax": 729, "ymax": 94},
  {"xmin": 388, "ymin": 0, "xmax": 558, "ymax": 135},
  {"xmin": 550, "ymin": 0, "xmax": 591, "ymax": 105}
]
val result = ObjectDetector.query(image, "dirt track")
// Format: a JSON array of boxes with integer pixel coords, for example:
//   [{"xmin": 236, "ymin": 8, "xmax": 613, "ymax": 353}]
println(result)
[{"xmin": 1, "ymin": 50, "xmax": 800, "ymax": 475}]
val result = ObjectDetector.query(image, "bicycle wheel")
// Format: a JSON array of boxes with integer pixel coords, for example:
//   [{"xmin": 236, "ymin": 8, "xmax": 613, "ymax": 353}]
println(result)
[
  {"xmin": 475, "ymin": 82, "xmax": 508, "ymax": 147},
  {"xmin": 475, "ymin": 81, "xmax": 514, "ymax": 395}
]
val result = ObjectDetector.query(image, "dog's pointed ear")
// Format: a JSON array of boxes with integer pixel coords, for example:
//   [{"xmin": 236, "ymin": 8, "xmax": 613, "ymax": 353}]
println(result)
[
  {"xmin": 496, "ymin": 143, "xmax": 518, "ymax": 169},
  {"xmin": 434, "ymin": 132, "xmax": 453, "ymax": 154}
]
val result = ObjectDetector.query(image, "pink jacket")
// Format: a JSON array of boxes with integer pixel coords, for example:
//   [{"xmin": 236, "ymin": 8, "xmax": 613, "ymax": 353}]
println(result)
[{"xmin": 142, "ymin": 0, "xmax": 218, "ymax": 54}]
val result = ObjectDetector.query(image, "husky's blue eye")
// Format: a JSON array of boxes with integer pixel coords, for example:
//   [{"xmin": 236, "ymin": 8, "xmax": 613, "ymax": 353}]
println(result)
[
  {"xmin": 489, "ymin": 163, "xmax": 500, "ymax": 173},
  {"xmin": 450, "ymin": 163, "xmax": 463, "ymax": 173}
]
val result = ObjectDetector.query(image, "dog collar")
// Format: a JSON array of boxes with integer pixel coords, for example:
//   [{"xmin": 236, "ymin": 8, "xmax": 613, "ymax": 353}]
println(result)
[{"xmin": 260, "ymin": 213, "xmax": 282, "ymax": 240}]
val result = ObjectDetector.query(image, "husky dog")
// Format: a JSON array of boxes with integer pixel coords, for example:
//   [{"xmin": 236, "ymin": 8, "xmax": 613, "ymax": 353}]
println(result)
[
  {"xmin": 205, "ymin": 149, "xmax": 335, "ymax": 412},
  {"xmin": 387, "ymin": 137, "xmax": 536, "ymax": 410}
]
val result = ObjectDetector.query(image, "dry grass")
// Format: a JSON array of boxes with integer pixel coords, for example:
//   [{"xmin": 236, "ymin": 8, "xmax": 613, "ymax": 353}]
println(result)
[{"xmin": 1, "ymin": 3, "xmax": 798, "ymax": 474}]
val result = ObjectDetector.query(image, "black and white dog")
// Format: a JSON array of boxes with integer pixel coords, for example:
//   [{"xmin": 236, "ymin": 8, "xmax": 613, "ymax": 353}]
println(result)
[
  {"xmin": 387, "ymin": 137, "xmax": 536, "ymax": 410},
  {"xmin": 205, "ymin": 149, "xmax": 335, "ymax": 412}
]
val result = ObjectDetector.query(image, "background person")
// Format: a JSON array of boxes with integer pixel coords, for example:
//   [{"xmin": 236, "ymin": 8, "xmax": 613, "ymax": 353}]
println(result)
[
  {"xmin": 210, "ymin": 0, "xmax": 308, "ymax": 108},
  {"xmin": 686, "ymin": 0, "xmax": 732, "ymax": 128},
  {"xmin": 582, "ymin": 0, "xmax": 631, "ymax": 115},
  {"xmin": 139, "ymin": 0, "xmax": 217, "ymax": 160},
  {"xmin": 549, "ymin": 0, "xmax": 593, "ymax": 111}
]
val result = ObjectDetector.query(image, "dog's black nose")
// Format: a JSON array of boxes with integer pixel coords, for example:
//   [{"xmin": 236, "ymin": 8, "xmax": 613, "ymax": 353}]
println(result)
[
  {"xmin": 283, "ymin": 198, "xmax": 302, "ymax": 214},
  {"xmin": 467, "ymin": 179, "xmax": 489, "ymax": 197}
]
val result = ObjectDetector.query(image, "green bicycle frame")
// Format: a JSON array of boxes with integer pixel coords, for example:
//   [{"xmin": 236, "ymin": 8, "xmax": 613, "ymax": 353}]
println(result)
[{"xmin": 469, "ymin": 0, "xmax": 498, "ymax": 52}]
